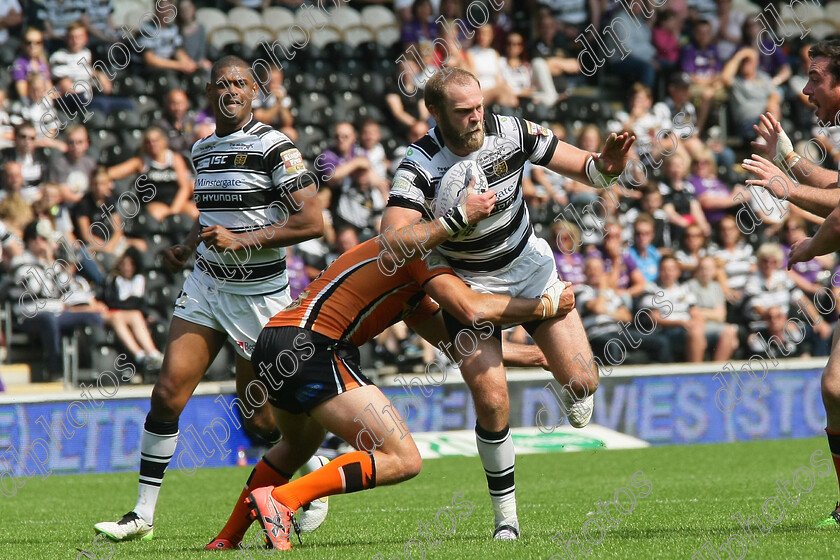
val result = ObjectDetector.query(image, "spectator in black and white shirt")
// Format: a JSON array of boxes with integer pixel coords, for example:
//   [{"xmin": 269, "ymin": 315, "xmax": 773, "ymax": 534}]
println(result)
[
  {"xmin": 640, "ymin": 256, "xmax": 708, "ymax": 362},
  {"xmin": 138, "ymin": 1, "xmax": 198, "ymax": 78},
  {"xmin": 577, "ymin": 255, "xmax": 672, "ymax": 363},
  {"xmin": 711, "ymin": 214, "xmax": 755, "ymax": 304}
]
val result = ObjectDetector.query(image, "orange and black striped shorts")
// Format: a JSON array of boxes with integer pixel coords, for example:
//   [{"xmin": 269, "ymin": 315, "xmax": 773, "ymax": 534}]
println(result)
[{"xmin": 252, "ymin": 326, "xmax": 372, "ymax": 414}]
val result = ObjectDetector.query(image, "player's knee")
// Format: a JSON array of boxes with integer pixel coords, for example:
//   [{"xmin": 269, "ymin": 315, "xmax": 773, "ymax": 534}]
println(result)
[
  {"xmin": 822, "ymin": 370, "xmax": 840, "ymax": 406},
  {"xmin": 395, "ymin": 449, "xmax": 423, "ymax": 482},
  {"xmin": 242, "ymin": 407, "xmax": 275, "ymax": 438},
  {"xmin": 150, "ymin": 382, "xmax": 186, "ymax": 420}
]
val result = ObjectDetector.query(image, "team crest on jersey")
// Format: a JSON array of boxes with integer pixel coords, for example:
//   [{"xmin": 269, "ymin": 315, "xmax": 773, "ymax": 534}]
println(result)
[
  {"xmin": 526, "ymin": 121, "xmax": 550, "ymax": 136},
  {"xmin": 493, "ymin": 160, "xmax": 508, "ymax": 176},
  {"xmin": 281, "ymin": 149, "xmax": 305, "ymax": 173},
  {"xmin": 234, "ymin": 154, "xmax": 248, "ymax": 166}
]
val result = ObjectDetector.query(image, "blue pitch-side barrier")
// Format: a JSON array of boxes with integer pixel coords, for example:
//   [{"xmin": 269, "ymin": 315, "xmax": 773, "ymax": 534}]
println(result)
[{"xmin": 0, "ymin": 359, "xmax": 828, "ymax": 477}]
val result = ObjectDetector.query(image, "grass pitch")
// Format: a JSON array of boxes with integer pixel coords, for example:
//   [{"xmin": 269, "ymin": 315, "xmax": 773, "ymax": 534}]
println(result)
[{"xmin": 2, "ymin": 437, "xmax": 839, "ymax": 560}]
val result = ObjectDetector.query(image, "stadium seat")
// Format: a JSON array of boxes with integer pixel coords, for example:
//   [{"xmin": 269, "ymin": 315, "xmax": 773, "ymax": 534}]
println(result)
[
  {"xmin": 375, "ymin": 24, "xmax": 401, "ymax": 47},
  {"xmin": 327, "ymin": 6, "xmax": 362, "ymax": 30},
  {"xmin": 355, "ymin": 104, "xmax": 384, "ymax": 122},
  {"xmin": 209, "ymin": 26, "xmax": 243, "ymax": 50},
  {"xmin": 227, "ymin": 7, "xmax": 263, "ymax": 31},
  {"xmin": 161, "ymin": 213, "xmax": 194, "ymax": 236},
  {"xmin": 310, "ymin": 26, "xmax": 343, "ymax": 48},
  {"xmin": 333, "ymin": 91, "xmax": 364, "ymax": 116},
  {"xmin": 90, "ymin": 129, "xmax": 119, "ymax": 153},
  {"xmin": 297, "ymin": 92, "xmax": 333, "ymax": 126},
  {"xmin": 355, "ymin": 41, "xmax": 389, "ymax": 69},
  {"xmin": 361, "ymin": 5, "xmax": 398, "ymax": 29},
  {"xmin": 196, "ymin": 7, "xmax": 228, "ymax": 36},
  {"xmin": 343, "ymin": 25, "xmax": 375, "ymax": 48},
  {"xmin": 263, "ymin": 6, "xmax": 296, "ymax": 30},
  {"xmin": 243, "ymin": 25, "xmax": 276, "ymax": 51},
  {"xmin": 358, "ymin": 72, "xmax": 386, "ymax": 104},
  {"xmin": 108, "ymin": 109, "xmax": 144, "ymax": 130},
  {"xmin": 224, "ymin": 42, "xmax": 254, "ymax": 61},
  {"xmin": 811, "ymin": 19, "xmax": 839, "ymax": 40},
  {"xmin": 827, "ymin": 1, "xmax": 840, "ymax": 22},
  {"xmin": 87, "ymin": 110, "xmax": 110, "ymax": 132},
  {"xmin": 326, "ymin": 72, "xmax": 354, "ymax": 93},
  {"xmin": 296, "ymin": 6, "xmax": 329, "ymax": 30}
]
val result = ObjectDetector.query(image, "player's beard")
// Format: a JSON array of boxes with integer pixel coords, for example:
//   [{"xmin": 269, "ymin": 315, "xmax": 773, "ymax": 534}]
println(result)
[{"xmin": 440, "ymin": 117, "xmax": 484, "ymax": 154}]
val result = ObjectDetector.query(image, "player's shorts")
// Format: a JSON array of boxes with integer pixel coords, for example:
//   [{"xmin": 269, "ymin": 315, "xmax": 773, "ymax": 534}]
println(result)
[
  {"xmin": 251, "ymin": 325, "xmax": 373, "ymax": 415},
  {"xmin": 172, "ymin": 270, "xmax": 291, "ymax": 359},
  {"xmin": 444, "ymin": 235, "xmax": 560, "ymax": 337},
  {"xmin": 454, "ymin": 235, "xmax": 559, "ymax": 298}
]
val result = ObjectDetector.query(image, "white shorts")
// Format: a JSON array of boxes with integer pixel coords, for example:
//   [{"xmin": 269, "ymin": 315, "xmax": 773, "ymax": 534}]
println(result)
[
  {"xmin": 172, "ymin": 270, "xmax": 291, "ymax": 359},
  {"xmin": 455, "ymin": 236, "xmax": 560, "ymax": 299}
]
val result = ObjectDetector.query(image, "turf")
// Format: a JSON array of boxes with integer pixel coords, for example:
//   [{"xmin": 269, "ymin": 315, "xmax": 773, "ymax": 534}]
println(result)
[{"xmin": 2, "ymin": 437, "xmax": 839, "ymax": 560}]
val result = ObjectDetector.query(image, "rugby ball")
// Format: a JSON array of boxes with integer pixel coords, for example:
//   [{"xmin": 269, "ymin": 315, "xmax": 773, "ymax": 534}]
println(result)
[{"xmin": 432, "ymin": 159, "xmax": 489, "ymax": 239}]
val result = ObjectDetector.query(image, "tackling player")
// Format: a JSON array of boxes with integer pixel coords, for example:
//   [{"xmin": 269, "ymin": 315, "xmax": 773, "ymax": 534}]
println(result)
[
  {"xmin": 745, "ymin": 39, "xmax": 840, "ymax": 527},
  {"xmin": 219, "ymin": 218, "xmax": 574, "ymax": 550},
  {"xmin": 381, "ymin": 68, "xmax": 634, "ymax": 539},
  {"xmin": 94, "ymin": 56, "xmax": 327, "ymax": 542}
]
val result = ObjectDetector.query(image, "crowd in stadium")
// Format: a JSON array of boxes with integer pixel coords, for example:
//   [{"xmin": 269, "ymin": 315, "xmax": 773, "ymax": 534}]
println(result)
[{"xmin": 0, "ymin": 0, "xmax": 838, "ymax": 382}]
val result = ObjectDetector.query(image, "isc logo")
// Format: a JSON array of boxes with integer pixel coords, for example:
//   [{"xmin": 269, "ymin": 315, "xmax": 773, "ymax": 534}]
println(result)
[{"xmin": 211, "ymin": 155, "xmax": 226, "ymax": 165}]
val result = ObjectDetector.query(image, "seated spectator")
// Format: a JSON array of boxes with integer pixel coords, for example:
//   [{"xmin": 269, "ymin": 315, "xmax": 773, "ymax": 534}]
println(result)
[
  {"xmin": 358, "ymin": 118, "xmax": 390, "ymax": 193},
  {"xmin": 467, "ymin": 25, "xmax": 518, "ymax": 108},
  {"xmin": 780, "ymin": 215, "xmax": 835, "ymax": 299},
  {"xmin": 9, "ymin": 73, "xmax": 64, "ymax": 146},
  {"xmin": 103, "ymin": 249, "xmax": 152, "ymax": 316},
  {"xmin": 743, "ymin": 243, "xmax": 829, "ymax": 355},
  {"xmin": 652, "ymin": 9, "xmax": 681, "ymax": 79},
  {"xmin": 686, "ymin": 255, "xmax": 739, "ymax": 360},
  {"xmin": 529, "ymin": 12, "xmax": 582, "ymax": 85},
  {"xmin": 604, "ymin": 2, "xmax": 657, "ymax": 89},
  {"xmin": 8, "ymin": 220, "xmax": 105, "ymax": 379},
  {"xmin": 711, "ymin": 214, "xmax": 755, "ymax": 304},
  {"xmin": 747, "ymin": 305, "xmax": 804, "ymax": 360},
  {"xmin": 0, "ymin": 0, "xmax": 21, "ymax": 52},
  {"xmin": 46, "ymin": 124, "xmax": 96, "ymax": 203},
  {"xmin": 390, "ymin": 120, "xmax": 429, "ymax": 176},
  {"xmin": 709, "ymin": 0, "xmax": 745, "ymax": 60},
  {"xmin": 152, "ymin": 89, "xmax": 196, "ymax": 162},
  {"xmin": 688, "ymin": 149, "xmax": 747, "ymax": 227},
  {"xmin": 740, "ymin": 18, "xmax": 791, "ymax": 92},
  {"xmin": 577, "ymin": 256, "xmax": 673, "ymax": 363},
  {"xmin": 49, "ymin": 21, "xmax": 133, "ymax": 118},
  {"xmin": 542, "ymin": 0, "xmax": 601, "ymax": 46},
  {"xmin": 623, "ymin": 183, "xmax": 674, "ymax": 250},
  {"xmin": 0, "ymin": 162, "xmax": 34, "ymax": 231},
  {"xmin": 608, "ymin": 83, "xmax": 673, "ymax": 167},
  {"xmin": 252, "ymin": 66, "xmax": 294, "ymax": 140},
  {"xmin": 176, "ymin": 0, "xmax": 212, "ymax": 74},
  {"xmin": 551, "ymin": 220, "xmax": 586, "ymax": 286},
  {"xmin": 680, "ymin": 19, "xmax": 725, "ymax": 135},
  {"xmin": 438, "ymin": 0, "xmax": 473, "ymax": 48},
  {"xmin": 720, "ymin": 47, "xmax": 782, "ymax": 142},
  {"xmin": 0, "ymin": 90, "xmax": 14, "ymax": 151},
  {"xmin": 563, "ymin": 124, "xmax": 602, "ymax": 208},
  {"xmin": 661, "ymin": 151, "xmax": 711, "ymax": 237},
  {"xmin": 401, "ymin": 0, "xmax": 438, "ymax": 47},
  {"xmin": 72, "ymin": 166, "xmax": 148, "ymax": 259},
  {"xmin": 594, "ymin": 220, "xmax": 647, "ymax": 298},
  {"xmin": 624, "ymin": 213, "xmax": 661, "ymax": 287},
  {"xmin": 41, "ymin": 0, "xmax": 84, "ymax": 46},
  {"xmin": 79, "ymin": 0, "xmax": 118, "ymax": 44},
  {"xmin": 12, "ymin": 27, "xmax": 52, "ymax": 100},
  {"xmin": 652, "ymin": 73, "xmax": 705, "ymax": 159},
  {"xmin": 107, "ymin": 127, "xmax": 198, "ymax": 221},
  {"xmin": 321, "ymin": 122, "xmax": 370, "ymax": 191},
  {"xmin": 387, "ymin": 59, "xmax": 431, "ymax": 134},
  {"xmin": 137, "ymin": 1, "xmax": 199, "ymax": 78},
  {"xmin": 0, "ymin": 123, "xmax": 50, "ymax": 191},
  {"xmin": 62, "ymin": 257, "xmax": 164, "ymax": 371},
  {"xmin": 499, "ymin": 32, "xmax": 559, "ymax": 110},
  {"xmin": 285, "ymin": 245, "xmax": 311, "ymax": 301},
  {"xmin": 334, "ymin": 167, "xmax": 385, "ymax": 237},
  {"xmin": 528, "ymin": 123, "xmax": 570, "ymax": 206},
  {"xmin": 674, "ymin": 223, "xmax": 710, "ymax": 279},
  {"xmin": 641, "ymin": 256, "xmax": 707, "ymax": 362}
]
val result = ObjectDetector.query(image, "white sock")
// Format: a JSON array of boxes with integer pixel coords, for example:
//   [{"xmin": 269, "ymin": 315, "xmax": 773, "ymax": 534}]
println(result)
[
  {"xmin": 134, "ymin": 415, "xmax": 179, "ymax": 525},
  {"xmin": 298, "ymin": 455, "xmax": 327, "ymax": 476},
  {"xmin": 475, "ymin": 423, "xmax": 518, "ymax": 528}
]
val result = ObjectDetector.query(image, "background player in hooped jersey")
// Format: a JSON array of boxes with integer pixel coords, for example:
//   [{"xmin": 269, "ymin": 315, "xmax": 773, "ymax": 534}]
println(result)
[
  {"xmin": 382, "ymin": 67, "xmax": 635, "ymax": 540},
  {"xmin": 94, "ymin": 56, "xmax": 329, "ymax": 545},
  {"xmin": 220, "ymin": 215, "xmax": 574, "ymax": 551}
]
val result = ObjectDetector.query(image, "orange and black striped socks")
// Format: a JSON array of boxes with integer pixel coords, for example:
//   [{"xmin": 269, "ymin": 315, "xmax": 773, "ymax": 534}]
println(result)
[
  {"xmin": 826, "ymin": 429, "xmax": 840, "ymax": 501},
  {"xmin": 271, "ymin": 451, "xmax": 376, "ymax": 511},
  {"xmin": 216, "ymin": 457, "xmax": 291, "ymax": 544}
]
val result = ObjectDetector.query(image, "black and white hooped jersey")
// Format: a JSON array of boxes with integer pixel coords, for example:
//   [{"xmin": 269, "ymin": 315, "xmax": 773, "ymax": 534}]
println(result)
[
  {"xmin": 387, "ymin": 114, "xmax": 558, "ymax": 273},
  {"xmin": 191, "ymin": 115, "xmax": 315, "ymax": 295}
]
